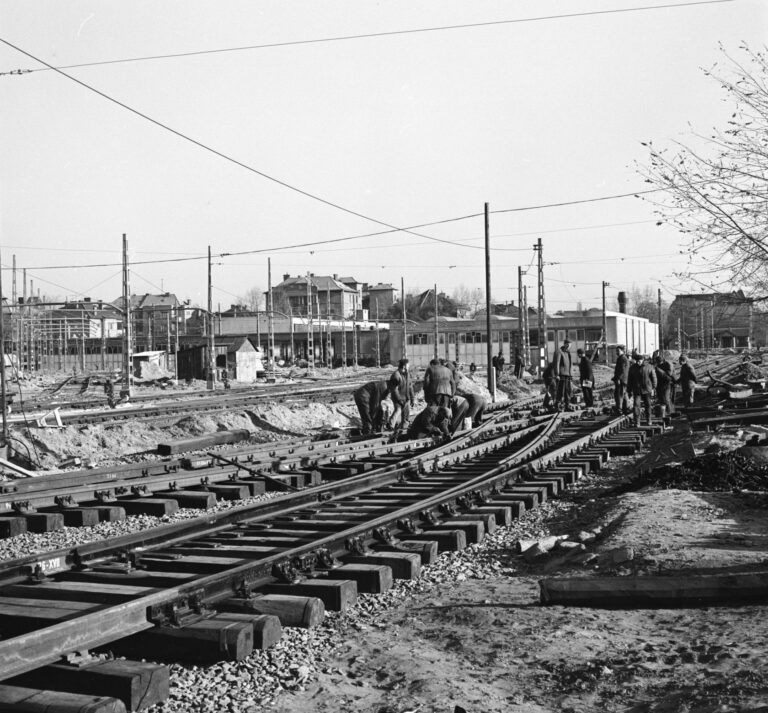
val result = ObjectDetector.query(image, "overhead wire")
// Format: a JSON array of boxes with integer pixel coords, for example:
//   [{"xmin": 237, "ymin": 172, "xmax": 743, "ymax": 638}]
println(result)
[{"xmin": 0, "ymin": 0, "xmax": 734, "ymax": 77}]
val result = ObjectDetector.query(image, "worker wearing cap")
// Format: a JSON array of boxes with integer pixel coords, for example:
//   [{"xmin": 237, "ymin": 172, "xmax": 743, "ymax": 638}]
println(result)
[
  {"xmin": 388, "ymin": 358, "xmax": 414, "ymax": 433},
  {"xmin": 678, "ymin": 355, "xmax": 698, "ymax": 407},
  {"xmin": 553, "ymin": 339, "xmax": 574, "ymax": 411},
  {"xmin": 627, "ymin": 353, "xmax": 657, "ymax": 426},
  {"xmin": 613, "ymin": 345, "xmax": 630, "ymax": 415},
  {"xmin": 576, "ymin": 347, "xmax": 597, "ymax": 408}
]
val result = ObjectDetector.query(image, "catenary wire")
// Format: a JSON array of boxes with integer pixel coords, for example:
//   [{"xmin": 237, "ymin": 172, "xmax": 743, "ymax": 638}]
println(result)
[{"xmin": 0, "ymin": 0, "xmax": 733, "ymax": 76}]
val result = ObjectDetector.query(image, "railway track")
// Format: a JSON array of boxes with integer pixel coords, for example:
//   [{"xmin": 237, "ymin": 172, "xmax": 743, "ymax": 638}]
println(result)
[{"xmin": 0, "ymin": 404, "xmax": 659, "ymax": 711}]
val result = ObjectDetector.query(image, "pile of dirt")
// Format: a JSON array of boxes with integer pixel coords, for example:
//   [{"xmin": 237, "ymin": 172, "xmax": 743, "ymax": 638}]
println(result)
[
  {"xmin": 637, "ymin": 449, "xmax": 768, "ymax": 492},
  {"xmin": 10, "ymin": 400, "xmax": 356, "ymax": 471},
  {"xmin": 734, "ymin": 361, "xmax": 766, "ymax": 381}
]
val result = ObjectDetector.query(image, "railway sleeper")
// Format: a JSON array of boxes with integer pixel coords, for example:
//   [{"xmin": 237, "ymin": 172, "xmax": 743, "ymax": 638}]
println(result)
[
  {"xmin": 116, "ymin": 498, "xmax": 179, "ymax": 517},
  {"xmin": 0, "ymin": 685, "xmax": 126, "ymax": 713},
  {"xmin": 376, "ymin": 539, "xmax": 439, "ymax": 565},
  {"xmin": 153, "ymin": 490, "xmax": 217, "ymax": 509},
  {"xmin": 343, "ymin": 551, "xmax": 422, "ymax": 580},
  {"xmin": 1, "ymin": 511, "xmax": 64, "ymax": 533},
  {"xmin": 217, "ymin": 594, "xmax": 325, "ymax": 628},
  {"xmin": 104, "ymin": 614, "xmax": 263, "ymax": 663},
  {"xmin": 6, "ymin": 658, "xmax": 169, "ymax": 712},
  {"xmin": 404, "ymin": 529, "xmax": 467, "ymax": 552},
  {"xmin": 263, "ymin": 578, "xmax": 358, "ymax": 611}
]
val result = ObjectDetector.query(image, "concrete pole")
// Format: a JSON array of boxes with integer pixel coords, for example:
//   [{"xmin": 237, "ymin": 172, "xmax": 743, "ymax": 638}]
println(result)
[
  {"xmin": 0, "ymin": 246, "xmax": 8, "ymax": 447},
  {"xmin": 401, "ymin": 277, "xmax": 407, "ymax": 360},
  {"xmin": 268, "ymin": 258, "xmax": 275, "ymax": 377},
  {"xmin": 207, "ymin": 246, "xmax": 215, "ymax": 389},
  {"xmin": 484, "ymin": 203, "xmax": 494, "ymax": 398},
  {"xmin": 121, "ymin": 235, "xmax": 132, "ymax": 398},
  {"xmin": 602, "ymin": 281, "xmax": 609, "ymax": 362},
  {"xmin": 433, "ymin": 283, "xmax": 439, "ymax": 361}
]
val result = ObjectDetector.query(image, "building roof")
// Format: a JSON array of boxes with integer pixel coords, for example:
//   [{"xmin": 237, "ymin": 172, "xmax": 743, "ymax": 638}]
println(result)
[
  {"xmin": 112, "ymin": 293, "xmax": 181, "ymax": 311},
  {"xmin": 274, "ymin": 275, "xmax": 355, "ymax": 293},
  {"xmin": 367, "ymin": 283, "xmax": 396, "ymax": 291}
]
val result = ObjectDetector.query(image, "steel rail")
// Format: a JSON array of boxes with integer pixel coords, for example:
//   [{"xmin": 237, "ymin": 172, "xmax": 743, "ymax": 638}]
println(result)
[{"xmin": 0, "ymin": 412, "xmax": 632, "ymax": 680}]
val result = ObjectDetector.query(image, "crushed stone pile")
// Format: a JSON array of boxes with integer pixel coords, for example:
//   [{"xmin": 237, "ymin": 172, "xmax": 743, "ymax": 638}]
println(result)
[{"xmin": 640, "ymin": 450, "xmax": 768, "ymax": 492}]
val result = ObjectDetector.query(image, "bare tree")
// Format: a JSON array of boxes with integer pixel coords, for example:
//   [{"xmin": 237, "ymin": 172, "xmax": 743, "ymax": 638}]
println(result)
[
  {"xmin": 239, "ymin": 286, "xmax": 265, "ymax": 312},
  {"xmin": 639, "ymin": 44, "xmax": 768, "ymax": 292}
]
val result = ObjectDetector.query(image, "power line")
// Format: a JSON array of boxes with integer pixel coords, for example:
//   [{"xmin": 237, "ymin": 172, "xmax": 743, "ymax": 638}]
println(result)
[
  {"xmin": 0, "ymin": 1, "xmax": 734, "ymax": 76},
  {"xmin": 2, "ymin": 190, "xmax": 671, "ymax": 271},
  {"xmin": 0, "ymin": 37, "xmax": 475, "ymax": 253}
]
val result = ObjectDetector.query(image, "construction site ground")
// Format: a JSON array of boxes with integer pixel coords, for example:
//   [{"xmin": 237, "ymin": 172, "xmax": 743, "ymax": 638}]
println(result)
[
  {"xmin": 6, "ymin": 362, "xmax": 768, "ymax": 712},
  {"xmin": 267, "ymin": 442, "xmax": 768, "ymax": 713}
]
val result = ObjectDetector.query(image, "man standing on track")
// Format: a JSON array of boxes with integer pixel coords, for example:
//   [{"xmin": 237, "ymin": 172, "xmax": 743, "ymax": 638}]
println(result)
[
  {"xmin": 553, "ymin": 339, "xmax": 574, "ymax": 411},
  {"xmin": 423, "ymin": 358, "xmax": 455, "ymax": 409},
  {"xmin": 388, "ymin": 358, "xmax": 414, "ymax": 433},
  {"xmin": 627, "ymin": 353, "xmax": 657, "ymax": 427},
  {"xmin": 613, "ymin": 345, "xmax": 630, "ymax": 415}
]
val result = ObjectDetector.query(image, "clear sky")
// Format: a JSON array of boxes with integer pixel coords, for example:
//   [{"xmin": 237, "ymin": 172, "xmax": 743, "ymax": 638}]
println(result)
[{"xmin": 1, "ymin": 0, "xmax": 766, "ymax": 313}]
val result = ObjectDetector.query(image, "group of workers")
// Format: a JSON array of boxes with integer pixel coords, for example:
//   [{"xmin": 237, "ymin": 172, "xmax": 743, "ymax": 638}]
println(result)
[
  {"xmin": 353, "ymin": 357, "xmax": 487, "ymax": 440},
  {"xmin": 542, "ymin": 338, "xmax": 698, "ymax": 426},
  {"xmin": 355, "ymin": 342, "xmax": 700, "ymax": 440}
]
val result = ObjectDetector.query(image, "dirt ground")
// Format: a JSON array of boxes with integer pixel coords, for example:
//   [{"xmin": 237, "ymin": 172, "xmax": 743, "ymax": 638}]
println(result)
[{"xmin": 268, "ymin": 451, "xmax": 768, "ymax": 713}]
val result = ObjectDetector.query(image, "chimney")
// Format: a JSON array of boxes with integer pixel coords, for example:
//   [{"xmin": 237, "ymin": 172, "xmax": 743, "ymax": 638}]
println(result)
[
  {"xmin": 618, "ymin": 291, "xmax": 627, "ymax": 314},
  {"xmin": 283, "ymin": 274, "xmax": 290, "ymax": 282},
  {"xmin": 333, "ymin": 274, "xmax": 338, "ymax": 280}
]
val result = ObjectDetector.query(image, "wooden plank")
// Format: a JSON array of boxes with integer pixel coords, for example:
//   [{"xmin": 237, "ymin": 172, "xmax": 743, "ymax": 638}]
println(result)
[
  {"xmin": 1, "ymin": 582, "xmax": 154, "ymax": 604},
  {"xmin": 263, "ymin": 579, "xmax": 357, "ymax": 611},
  {"xmin": 540, "ymin": 572, "xmax": 768, "ymax": 607},
  {"xmin": 218, "ymin": 594, "xmax": 325, "ymax": 628},
  {"xmin": 0, "ymin": 685, "xmax": 126, "ymax": 713},
  {"xmin": 8, "ymin": 659, "xmax": 169, "ymax": 711},
  {"xmin": 215, "ymin": 612, "xmax": 282, "ymax": 650},
  {"xmin": 157, "ymin": 429, "xmax": 251, "ymax": 456},
  {"xmin": 111, "ymin": 618, "xmax": 254, "ymax": 662}
]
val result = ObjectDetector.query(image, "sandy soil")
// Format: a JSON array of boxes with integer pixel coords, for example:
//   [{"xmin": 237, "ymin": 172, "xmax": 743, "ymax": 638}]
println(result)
[{"xmin": 268, "ymin": 456, "xmax": 768, "ymax": 713}]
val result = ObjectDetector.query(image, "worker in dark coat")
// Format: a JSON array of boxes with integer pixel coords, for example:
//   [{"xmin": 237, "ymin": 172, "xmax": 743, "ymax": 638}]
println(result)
[
  {"xmin": 553, "ymin": 339, "xmax": 574, "ymax": 410},
  {"xmin": 542, "ymin": 360, "xmax": 558, "ymax": 411},
  {"xmin": 654, "ymin": 358, "xmax": 674, "ymax": 417},
  {"xmin": 514, "ymin": 349, "xmax": 525, "ymax": 378},
  {"xmin": 388, "ymin": 358, "xmax": 415, "ymax": 433},
  {"xmin": 678, "ymin": 355, "xmax": 698, "ymax": 407},
  {"xmin": 453, "ymin": 367, "xmax": 486, "ymax": 427},
  {"xmin": 576, "ymin": 348, "xmax": 597, "ymax": 408},
  {"xmin": 448, "ymin": 395, "xmax": 470, "ymax": 434},
  {"xmin": 627, "ymin": 353, "xmax": 657, "ymax": 427},
  {"xmin": 495, "ymin": 351, "xmax": 505, "ymax": 381},
  {"xmin": 353, "ymin": 380, "xmax": 389, "ymax": 435},
  {"xmin": 423, "ymin": 358, "xmax": 455, "ymax": 409},
  {"xmin": 407, "ymin": 404, "xmax": 451, "ymax": 440},
  {"xmin": 613, "ymin": 345, "xmax": 630, "ymax": 415}
]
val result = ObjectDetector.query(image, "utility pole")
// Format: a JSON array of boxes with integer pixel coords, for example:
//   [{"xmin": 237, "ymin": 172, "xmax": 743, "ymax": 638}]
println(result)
[
  {"xmin": 535, "ymin": 238, "xmax": 547, "ymax": 372},
  {"xmin": 484, "ymin": 203, "xmax": 494, "ymax": 397},
  {"xmin": 352, "ymin": 314, "xmax": 358, "ymax": 371},
  {"xmin": 658, "ymin": 288, "xmax": 663, "ymax": 353},
  {"xmin": 710, "ymin": 299, "xmax": 715, "ymax": 350},
  {"xmin": 121, "ymin": 234, "xmax": 133, "ymax": 399},
  {"xmin": 326, "ymin": 285, "xmax": 332, "ymax": 368},
  {"xmin": 517, "ymin": 266, "xmax": 524, "ymax": 359},
  {"xmin": 433, "ymin": 283, "xmax": 439, "ymax": 360},
  {"xmin": 341, "ymin": 306, "xmax": 347, "ymax": 375},
  {"xmin": 748, "ymin": 301, "xmax": 754, "ymax": 350},
  {"xmin": 677, "ymin": 317, "xmax": 682, "ymax": 351},
  {"xmin": 602, "ymin": 281, "xmax": 610, "ymax": 363},
  {"xmin": 522, "ymin": 284, "xmax": 530, "ymax": 369},
  {"xmin": 401, "ymin": 277, "xmax": 407, "ymax": 360},
  {"xmin": 207, "ymin": 246, "xmax": 215, "ymax": 390},
  {"xmin": 267, "ymin": 258, "xmax": 275, "ymax": 378},
  {"xmin": 174, "ymin": 306, "xmax": 180, "ymax": 381},
  {"xmin": 0, "ymin": 246, "xmax": 8, "ymax": 449},
  {"xmin": 306, "ymin": 274, "xmax": 315, "ymax": 372},
  {"xmin": 375, "ymin": 302, "xmax": 381, "ymax": 368}
]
